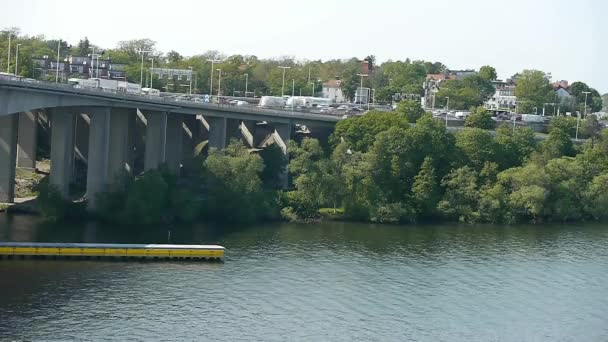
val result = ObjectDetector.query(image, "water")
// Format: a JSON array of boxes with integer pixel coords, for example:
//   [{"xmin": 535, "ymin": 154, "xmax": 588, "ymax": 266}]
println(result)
[{"xmin": 1, "ymin": 214, "xmax": 607, "ymax": 341}]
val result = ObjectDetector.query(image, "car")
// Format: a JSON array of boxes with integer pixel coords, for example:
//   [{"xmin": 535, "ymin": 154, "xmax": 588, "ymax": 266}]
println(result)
[{"xmin": 337, "ymin": 105, "xmax": 350, "ymax": 110}]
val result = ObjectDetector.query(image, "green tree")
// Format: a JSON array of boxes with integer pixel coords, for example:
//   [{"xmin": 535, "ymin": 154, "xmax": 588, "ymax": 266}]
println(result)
[
  {"xmin": 396, "ymin": 99, "xmax": 426, "ymax": 123},
  {"xmin": 465, "ymin": 106, "xmax": 495, "ymax": 129},
  {"xmin": 455, "ymin": 128, "xmax": 498, "ymax": 171},
  {"xmin": 569, "ymin": 82, "xmax": 603, "ymax": 113},
  {"xmin": 549, "ymin": 116, "xmax": 577, "ymax": 137},
  {"xmin": 437, "ymin": 166, "xmax": 480, "ymax": 222},
  {"xmin": 541, "ymin": 128, "xmax": 575, "ymax": 159},
  {"xmin": 585, "ymin": 173, "xmax": 608, "ymax": 220},
  {"xmin": 514, "ymin": 70, "xmax": 553, "ymax": 114},
  {"xmin": 582, "ymin": 114, "xmax": 603, "ymax": 146},
  {"xmin": 412, "ymin": 157, "xmax": 440, "ymax": 219},
  {"xmin": 479, "ymin": 65, "xmax": 497, "ymax": 81},
  {"xmin": 330, "ymin": 110, "xmax": 410, "ymax": 151}
]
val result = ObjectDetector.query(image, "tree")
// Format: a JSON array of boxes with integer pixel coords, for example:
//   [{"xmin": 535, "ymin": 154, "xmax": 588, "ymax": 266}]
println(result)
[
  {"xmin": 549, "ymin": 116, "xmax": 577, "ymax": 137},
  {"xmin": 479, "ymin": 65, "xmax": 497, "ymax": 81},
  {"xmin": 437, "ymin": 166, "xmax": 480, "ymax": 222},
  {"xmin": 514, "ymin": 70, "xmax": 553, "ymax": 114},
  {"xmin": 585, "ymin": 173, "xmax": 608, "ymax": 220},
  {"xmin": 434, "ymin": 75, "xmax": 494, "ymax": 110},
  {"xmin": 412, "ymin": 157, "xmax": 440, "ymax": 219},
  {"xmin": 569, "ymin": 82, "xmax": 603, "ymax": 113},
  {"xmin": 75, "ymin": 37, "xmax": 91, "ymax": 56},
  {"xmin": 455, "ymin": 128, "xmax": 498, "ymax": 171},
  {"xmin": 330, "ymin": 110, "xmax": 410, "ymax": 152},
  {"xmin": 465, "ymin": 106, "xmax": 495, "ymax": 129},
  {"xmin": 541, "ymin": 128, "xmax": 575, "ymax": 159},
  {"xmin": 495, "ymin": 124, "xmax": 536, "ymax": 169},
  {"xmin": 396, "ymin": 99, "xmax": 425, "ymax": 123},
  {"xmin": 582, "ymin": 114, "xmax": 603, "ymax": 146}
]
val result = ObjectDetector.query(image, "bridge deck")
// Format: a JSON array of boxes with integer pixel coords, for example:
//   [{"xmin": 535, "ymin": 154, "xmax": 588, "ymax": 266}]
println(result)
[{"xmin": 0, "ymin": 242, "xmax": 225, "ymax": 261}]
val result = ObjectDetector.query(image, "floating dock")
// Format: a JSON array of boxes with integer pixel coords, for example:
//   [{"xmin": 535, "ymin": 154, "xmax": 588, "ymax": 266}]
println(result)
[{"xmin": 0, "ymin": 242, "xmax": 224, "ymax": 261}]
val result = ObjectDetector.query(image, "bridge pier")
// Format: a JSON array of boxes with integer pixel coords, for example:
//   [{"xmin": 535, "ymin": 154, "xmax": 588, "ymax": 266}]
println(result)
[
  {"xmin": 73, "ymin": 113, "xmax": 90, "ymax": 183},
  {"xmin": 207, "ymin": 116, "xmax": 227, "ymax": 150},
  {"xmin": 86, "ymin": 108, "xmax": 111, "ymax": 210},
  {"xmin": 273, "ymin": 122, "xmax": 292, "ymax": 188},
  {"xmin": 165, "ymin": 114, "xmax": 183, "ymax": 175},
  {"xmin": 108, "ymin": 108, "xmax": 134, "ymax": 183},
  {"xmin": 49, "ymin": 109, "xmax": 76, "ymax": 198},
  {"xmin": 240, "ymin": 120, "xmax": 257, "ymax": 148},
  {"xmin": 17, "ymin": 111, "xmax": 38, "ymax": 170},
  {"xmin": 0, "ymin": 114, "xmax": 18, "ymax": 203},
  {"xmin": 144, "ymin": 111, "xmax": 167, "ymax": 171}
]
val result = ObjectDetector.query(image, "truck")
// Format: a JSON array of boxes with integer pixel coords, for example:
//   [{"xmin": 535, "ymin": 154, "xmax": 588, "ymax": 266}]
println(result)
[
  {"xmin": 141, "ymin": 87, "xmax": 161, "ymax": 97},
  {"xmin": 258, "ymin": 96, "xmax": 286, "ymax": 108},
  {"xmin": 68, "ymin": 78, "xmax": 142, "ymax": 95},
  {"xmin": 285, "ymin": 96, "xmax": 332, "ymax": 109},
  {"xmin": 520, "ymin": 114, "xmax": 544, "ymax": 123}
]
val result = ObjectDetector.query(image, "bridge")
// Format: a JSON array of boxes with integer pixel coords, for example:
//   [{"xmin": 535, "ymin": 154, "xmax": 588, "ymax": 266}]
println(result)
[{"xmin": 0, "ymin": 79, "xmax": 340, "ymax": 209}]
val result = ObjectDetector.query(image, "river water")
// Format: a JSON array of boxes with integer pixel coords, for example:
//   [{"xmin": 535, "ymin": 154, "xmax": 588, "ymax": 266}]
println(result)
[{"xmin": 0, "ymin": 213, "xmax": 607, "ymax": 341}]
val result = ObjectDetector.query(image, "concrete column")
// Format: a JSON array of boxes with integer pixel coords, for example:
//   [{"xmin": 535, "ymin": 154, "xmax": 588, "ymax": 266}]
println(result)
[
  {"xmin": 0, "ymin": 114, "xmax": 18, "ymax": 203},
  {"xmin": 17, "ymin": 111, "xmax": 38, "ymax": 169},
  {"xmin": 74, "ymin": 113, "xmax": 90, "ymax": 165},
  {"xmin": 50, "ymin": 109, "xmax": 75, "ymax": 198},
  {"xmin": 144, "ymin": 111, "xmax": 167, "ymax": 171},
  {"xmin": 86, "ymin": 108, "xmax": 111, "ymax": 210},
  {"xmin": 165, "ymin": 114, "xmax": 183, "ymax": 175},
  {"xmin": 207, "ymin": 116, "xmax": 227, "ymax": 150},
  {"xmin": 107, "ymin": 108, "xmax": 133, "ymax": 182},
  {"xmin": 226, "ymin": 118, "xmax": 241, "ymax": 146},
  {"xmin": 274, "ymin": 122, "xmax": 292, "ymax": 188}
]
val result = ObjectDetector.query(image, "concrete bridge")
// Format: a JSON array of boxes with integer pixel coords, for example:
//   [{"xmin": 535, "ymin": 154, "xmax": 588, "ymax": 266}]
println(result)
[{"xmin": 0, "ymin": 79, "xmax": 339, "ymax": 209}]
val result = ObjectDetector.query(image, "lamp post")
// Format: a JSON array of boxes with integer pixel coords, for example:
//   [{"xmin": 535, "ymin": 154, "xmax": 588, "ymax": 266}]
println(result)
[
  {"xmin": 582, "ymin": 91, "xmax": 591, "ymax": 117},
  {"xmin": 14, "ymin": 44, "xmax": 21, "ymax": 76},
  {"xmin": 217, "ymin": 68, "xmax": 222, "ymax": 100},
  {"xmin": 372, "ymin": 88, "xmax": 376, "ymax": 106},
  {"xmin": 55, "ymin": 39, "xmax": 61, "ymax": 83},
  {"xmin": 310, "ymin": 81, "xmax": 315, "ymax": 97},
  {"xmin": 189, "ymin": 66, "xmax": 193, "ymax": 95},
  {"xmin": 356, "ymin": 73, "xmax": 368, "ymax": 108},
  {"xmin": 291, "ymin": 79, "xmax": 295, "ymax": 111},
  {"xmin": 6, "ymin": 33, "xmax": 11, "ymax": 73},
  {"xmin": 244, "ymin": 73, "xmax": 249, "ymax": 97},
  {"xmin": 206, "ymin": 59, "xmax": 221, "ymax": 97},
  {"xmin": 137, "ymin": 49, "xmax": 152, "ymax": 88},
  {"xmin": 445, "ymin": 96, "xmax": 450, "ymax": 128},
  {"xmin": 148, "ymin": 57, "xmax": 154, "ymax": 88},
  {"xmin": 278, "ymin": 66, "xmax": 290, "ymax": 97}
]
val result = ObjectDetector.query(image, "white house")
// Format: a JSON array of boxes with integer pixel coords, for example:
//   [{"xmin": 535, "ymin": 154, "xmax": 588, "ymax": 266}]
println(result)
[
  {"xmin": 322, "ymin": 79, "xmax": 345, "ymax": 103},
  {"xmin": 484, "ymin": 79, "xmax": 517, "ymax": 111}
]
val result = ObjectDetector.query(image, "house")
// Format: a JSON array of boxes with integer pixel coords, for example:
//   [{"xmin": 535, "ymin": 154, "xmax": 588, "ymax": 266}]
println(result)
[
  {"xmin": 322, "ymin": 79, "xmax": 345, "ymax": 103},
  {"xmin": 484, "ymin": 79, "xmax": 517, "ymax": 111}
]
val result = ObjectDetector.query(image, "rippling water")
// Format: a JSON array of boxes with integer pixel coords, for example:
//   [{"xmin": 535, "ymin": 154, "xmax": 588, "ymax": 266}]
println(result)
[{"xmin": 0, "ymin": 214, "xmax": 607, "ymax": 341}]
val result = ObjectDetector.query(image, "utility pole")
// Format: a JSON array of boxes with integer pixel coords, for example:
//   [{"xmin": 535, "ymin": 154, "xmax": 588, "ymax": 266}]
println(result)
[
  {"xmin": 7, "ymin": 33, "xmax": 11, "ymax": 73},
  {"xmin": 55, "ymin": 39, "xmax": 61, "ymax": 83},
  {"xmin": 137, "ymin": 49, "xmax": 152, "ymax": 88},
  {"xmin": 14, "ymin": 44, "xmax": 21, "ymax": 76},
  {"xmin": 445, "ymin": 96, "xmax": 450, "ymax": 128},
  {"xmin": 244, "ymin": 73, "xmax": 248, "ymax": 97},
  {"xmin": 356, "ymin": 73, "xmax": 368, "ymax": 108},
  {"xmin": 582, "ymin": 91, "xmax": 591, "ymax": 117},
  {"xmin": 278, "ymin": 66, "xmax": 290, "ymax": 97}
]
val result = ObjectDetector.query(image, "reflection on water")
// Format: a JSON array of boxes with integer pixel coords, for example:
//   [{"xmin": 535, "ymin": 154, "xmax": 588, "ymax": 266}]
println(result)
[{"xmin": 1, "ymin": 214, "xmax": 607, "ymax": 341}]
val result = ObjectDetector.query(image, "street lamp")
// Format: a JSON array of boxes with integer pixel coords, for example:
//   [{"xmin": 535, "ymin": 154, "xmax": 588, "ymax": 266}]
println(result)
[
  {"xmin": 244, "ymin": 73, "xmax": 249, "ymax": 97},
  {"xmin": 278, "ymin": 66, "xmax": 291, "ymax": 97},
  {"xmin": 206, "ymin": 59, "xmax": 221, "ymax": 96},
  {"xmin": 356, "ymin": 73, "xmax": 368, "ymax": 108},
  {"xmin": 217, "ymin": 68, "xmax": 222, "ymax": 99},
  {"xmin": 291, "ymin": 79, "xmax": 295, "ymax": 111},
  {"xmin": 189, "ymin": 66, "xmax": 193, "ymax": 95},
  {"xmin": 310, "ymin": 81, "xmax": 315, "ymax": 97},
  {"xmin": 6, "ymin": 33, "xmax": 11, "ymax": 73},
  {"xmin": 445, "ymin": 96, "xmax": 450, "ymax": 128},
  {"xmin": 149, "ymin": 57, "xmax": 154, "ymax": 88},
  {"xmin": 582, "ymin": 91, "xmax": 591, "ymax": 117},
  {"xmin": 55, "ymin": 39, "xmax": 61, "ymax": 83},
  {"xmin": 137, "ymin": 49, "xmax": 152, "ymax": 88},
  {"xmin": 14, "ymin": 44, "xmax": 21, "ymax": 76}
]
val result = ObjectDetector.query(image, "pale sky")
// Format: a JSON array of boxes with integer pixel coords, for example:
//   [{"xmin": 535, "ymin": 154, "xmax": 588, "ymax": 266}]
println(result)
[{"xmin": 2, "ymin": 0, "xmax": 606, "ymax": 93}]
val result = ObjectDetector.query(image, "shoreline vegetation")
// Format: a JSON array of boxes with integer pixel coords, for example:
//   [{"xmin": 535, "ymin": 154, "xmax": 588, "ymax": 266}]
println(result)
[{"xmin": 17, "ymin": 104, "xmax": 608, "ymax": 226}]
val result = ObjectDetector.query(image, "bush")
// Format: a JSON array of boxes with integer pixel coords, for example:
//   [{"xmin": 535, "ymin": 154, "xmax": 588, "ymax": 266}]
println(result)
[{"xmin": 465, "ymin": 106, "xmax": 495, "ymax": 129}]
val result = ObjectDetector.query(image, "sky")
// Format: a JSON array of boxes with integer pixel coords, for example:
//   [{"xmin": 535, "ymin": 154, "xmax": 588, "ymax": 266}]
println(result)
[{"xmin": 2, "ymin": 0, "xmax": 606, "ymax": 93}]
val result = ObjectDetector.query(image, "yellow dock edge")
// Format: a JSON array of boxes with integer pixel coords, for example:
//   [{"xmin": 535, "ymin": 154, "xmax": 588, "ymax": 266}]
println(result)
[{"xmin": 0, "ymin": 244, "xmax": 225, "ymax": 261}]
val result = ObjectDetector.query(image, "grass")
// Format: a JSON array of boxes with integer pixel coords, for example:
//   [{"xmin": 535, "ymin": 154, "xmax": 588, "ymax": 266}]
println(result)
[{"xmin": 319, "ymin": 207, "xmax": 345, "ymax": 220}]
